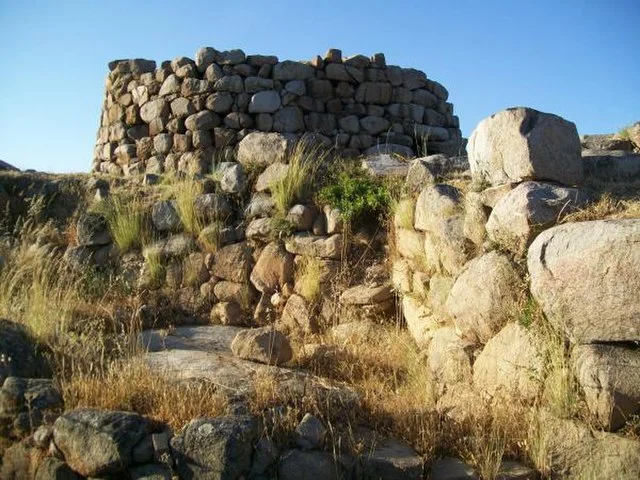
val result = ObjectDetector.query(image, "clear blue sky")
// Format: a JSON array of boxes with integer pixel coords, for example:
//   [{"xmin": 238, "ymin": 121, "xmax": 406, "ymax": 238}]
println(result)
[{"xmin": 1, "ymin": 0, "xmax": 638, "ymax": 173}]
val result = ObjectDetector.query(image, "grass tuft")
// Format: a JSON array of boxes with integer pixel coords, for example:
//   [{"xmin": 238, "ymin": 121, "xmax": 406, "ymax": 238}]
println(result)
[
  {"xmin": 295, "ymin": 255, "xmax": 324, "ymax": 303},
  {"xmin": 0, "ymin": 246, "xmax": 81, "ymax": 340},
  {"xmin": 172, "ymin": 178, "xmax": 206, "ymax": 235},
  {"xmin": 272, "ymin": 142, "xmax": 326, "ymax": 219},
  {"xmin": 95, "ymin": 195, "xmax": 149, "ymax": 253}
]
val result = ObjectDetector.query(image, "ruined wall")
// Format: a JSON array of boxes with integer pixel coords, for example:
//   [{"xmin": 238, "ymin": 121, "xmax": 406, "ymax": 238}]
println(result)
[{"xmin": 92, "ymin": 47, "xmax": 462, "ymax": 175}]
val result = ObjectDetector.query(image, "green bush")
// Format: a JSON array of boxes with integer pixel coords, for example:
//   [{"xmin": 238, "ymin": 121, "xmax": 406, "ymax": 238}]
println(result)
[{"xmin": 318, "ymin": 170, "xmax": 391, "ymax": 222}]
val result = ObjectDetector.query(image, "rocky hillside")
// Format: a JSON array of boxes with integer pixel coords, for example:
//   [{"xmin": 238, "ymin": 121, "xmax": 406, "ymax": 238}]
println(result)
[{"xmin": 0, "ymin": 108, "xmax": 639, "ymax": 479}]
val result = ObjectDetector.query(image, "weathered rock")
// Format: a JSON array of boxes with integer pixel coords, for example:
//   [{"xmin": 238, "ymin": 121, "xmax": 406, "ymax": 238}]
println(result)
[
  {"xmin": 245, "ymin": 193, "xmax": 275, "ymax": 219},
  {"xmin": 250, "ymin": 241, "xmax": 295, "ymax": 293},
  {"xmin": 280, "ymin": 294, "xmax": 317, "ymax": 335},
  {"xmin": 580, "ymin": 133, "xmax": 635, "ymax": 152},
  {"xmin": 278, "ymin": 449, "xmax": 340, "ymax": 480},
  {"xmin": 429, "ymin": 457, "xmax": 478, "ymax": 480},
  {"xmin": 0, "ymin": 319, "xmax": 50, "ymax": 384},
  {"xmin": 402, "ymin": 295, "xmax": 441, "ymax": 347},
  {"xmin": 395, "ymin": 228, "xmax": 425, "ymax": 264},
  {"xmin": 210, "ymin": 301, "xmax": 243, "ymax": 326},
  {"xmin": 246, "ymin": 217, "xmax": 274, "ymax": 240},
  {"xmin": 128, "ymin": 463, "xmax": 172, "ymax": 480},
  {"xmin": 76, "ymin": 213, "xmax": 111, "ymax": 246},
  {"xmin": 52, "ymin": 409, "xmax": 149, "ymax": 477},
  {"xmin": 527, "ymin": 219, "xmax": 640, "ymax": 343},
  {"xmin": 151, "ymin": 200, "xmax": 180, "ymax": 232},
  {"xmin": 361, "ymin": 154, "xmax": 409, "ymax": 177},
  {"xmin": 573, "ymin": 344, "xmax": 640, "ymax": 431},
  {"xmin": 231, "ymin": 327, "xmax": 292, "ymax": 365},
  {"xmin": 285, "ymin": 234, "xmax": 343, "ymax": 260},
  {"xmin": 251, "ymin": 437, "xmax": 279, "ymax": 477},
  {"xmin": 286, "ymin": 204, "xmax": 315, "ymax": 231},
  {"xmin": 273, "ymin": 107, "xmax": 305, "ymax": 133},
  {"xmin": 295, "ymin": 413, "xmax": 326, "ymax": 450},
  {"xmin": 140, "ymin": 99, "xmax": 169, "ymax": 124},
  {"xmin": 446, "ymin": 252, "xmax": 523, "ymax": 345},
  {"xmin": 171, "ymin": 415, "xmax": 259, "ymax": 479},
  {"xmin": 533, "ymin": 409, "xmax": 640, "ymax": 479},
  {"xmin": 249, "ymin": 91, "xmax": 282, "ymax": 113},
  {"xmin": 463, "ymin": 191, "xmax": 488, "ymax": 246},
  {"xmin": 217, "ymin": 162, "xmax": 246, "ymax": 193},
  {"xmin": 357, "ymin": 432, "xmax": 423, "ymax": 480},
  {"xmin": 194, "ymin": 193, "xmax": 233, "ymax": 221},
  {"xmin": 468, "ymin": 107, "xmax": 584, "ymax": 186},
  {"xmin": 211, "ymin": 242, "xmax": 252, "ymax": 283},
  {"xmin": 428, "ymin": 327, "xmax": 473, "ymax": 393},
  {"xmin": 213, "ymin": 281, "xmax": 251, "ymax": 307},
  {"xmin": 414, "ymin": 184, "xmax": 461, "ymax": 233},
  {"xmin": 0, "ymin": 377, "xmax": 62, "ymax": 418},
  {"xmin": 255, "ymin": 163, "xmax": 289, "ymax": 192},
  {"xmin": 35, "ymin": 456, "xmax": 81, "ymax": 480},
  {"xmin": 340, "ymin": 284, "xmax": 393, "ymax": 306},
  {"xmin": 486, "ymin": 181, "xmax": 588, "ymax": 255},
  {"xmin": 473, "ymin": 323, "xmax": 546, "ymax": 402},
  {"xmin": 582, "ymin": 150, "xmax": 640, "ymax": 182},
  {"xmin": 436, "ymin": 382, "xmax": 487, "ymax": 425},
  {"xmin": 237, "ymin": 132, "xmax": 292, "ymax": 167}
]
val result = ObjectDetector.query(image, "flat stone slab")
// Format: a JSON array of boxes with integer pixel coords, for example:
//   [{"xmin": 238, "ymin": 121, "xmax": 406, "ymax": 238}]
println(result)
[
  {"xmin": 140, "ymin": 326, "xmax": 357, "ymax": 405},
  {"xmin": 361, "ymin": 154, "xmax": 410, "ymax": 177}
]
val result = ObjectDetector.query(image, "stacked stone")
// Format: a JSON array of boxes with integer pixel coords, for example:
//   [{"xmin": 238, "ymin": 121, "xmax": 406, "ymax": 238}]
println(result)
[
  {"xmin": 92, "ymin": 47, "xmax": 462, "ymax": 176},
  {"xmin": 393, "ymin": 107, "xmax": 640, "ymax": 457}
]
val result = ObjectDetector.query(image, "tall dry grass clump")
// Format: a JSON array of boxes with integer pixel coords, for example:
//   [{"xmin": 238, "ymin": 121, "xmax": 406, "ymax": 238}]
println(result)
[
  {"xmin": 272, "ymin": 142, "xmax": 327, "ymax": 219},
  {"xmin": 0, "ymin": 245, "xmax": 81, "ymax": 341},
  {"xmin": 172, "ymin": 178, "xmax": 205, "ymax": 235},
  {"xmin": 95, "ymin": 194, "xmax": 149, "ymax": 253},
  {"xmin": 295, "ymin": 255, "xmax": 324, "ymax": 303}
]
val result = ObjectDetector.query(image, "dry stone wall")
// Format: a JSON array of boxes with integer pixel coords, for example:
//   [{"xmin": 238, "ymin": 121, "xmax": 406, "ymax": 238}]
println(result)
[{"xmin": 92, "ymin": 48, "xmax": 462, "ymax": 175}]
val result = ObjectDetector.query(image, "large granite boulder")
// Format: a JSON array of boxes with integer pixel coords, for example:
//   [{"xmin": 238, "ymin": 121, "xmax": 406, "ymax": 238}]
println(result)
[
  {"xmin": 473, "ymin": 323, "xmax": 546, "ymax": 403},
  {"xmin": 467, "ymin": 107, "xmax": 583, "ymax": 186},
  {"xmin": 573, "ymin": 344, "xmax": 640, "ymax": 431},
  {"xmin": 446, "ymin": 252, "xmax": 523, "ymax": 345},
  {"xmin": 528, "ymin": 219, "xmax": 640, "ymax": 343},
  {"xmin": 485, "ymin": 181, "xmax": 588, "ymax": 255}
]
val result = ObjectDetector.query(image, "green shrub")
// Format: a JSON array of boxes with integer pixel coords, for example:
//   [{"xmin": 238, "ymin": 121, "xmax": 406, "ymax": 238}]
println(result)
[{"xmin": 318, "ymin": 169, "xmax": 391, "ymax": 222}]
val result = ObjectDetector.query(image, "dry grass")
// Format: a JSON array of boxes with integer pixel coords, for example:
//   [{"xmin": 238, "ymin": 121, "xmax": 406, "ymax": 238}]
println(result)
[
  {"xmin": 562, "ymin": 192, "xmax": 640, "ymax": 223},
  {"xmin": 0, "ymin": 245, "xmax": 81, "ymax": 340},
  {"xmin": 143, "ymin": 248, "xmax": 166, "ymax": 288},
  {"xmin": 272, "ymin": 142, "xmax": 327, "ymax": 219},
  {"xmin": 62, "ymin": 360, "xmax": 228, "ymax": 431},
  {"xmin": 295, "ymin": 325, "xmax": 441, "ymax": 455},
  {"xmin": 392, "ymin": 197, "xmax": 415, "ymax": 230},
  {"xmin": 94, "ymin": 194, "xmax": 150, "ymax": 253},
  {"xmin": 197, "ymin": 220, "xmax": 224, "ymax": 253},
  {"xmin": 172, "ymin": 178, "xmax": 205, "ymax": 235},
  {"xmin": 295, "ymin": 255, "xmax": 324, "ymax": 303}
]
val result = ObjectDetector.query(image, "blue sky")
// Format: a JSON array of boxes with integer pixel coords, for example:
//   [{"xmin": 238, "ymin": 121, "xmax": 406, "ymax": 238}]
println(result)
[{"xmin": 0, "ymin": 0, "xmax": 638, "ymax": 173}]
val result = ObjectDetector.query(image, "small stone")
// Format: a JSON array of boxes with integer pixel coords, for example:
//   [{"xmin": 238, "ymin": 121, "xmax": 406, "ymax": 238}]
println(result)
[
  {"xmin": 231, "ymin": 327, "xmax": 292, "ymax": 365},
  {"xmin": 295, "ymin": 413, "xmax": 326, "ymax": 450}
]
